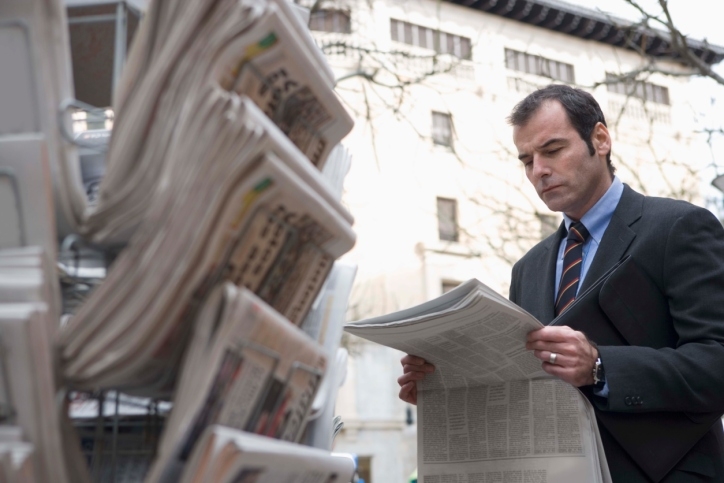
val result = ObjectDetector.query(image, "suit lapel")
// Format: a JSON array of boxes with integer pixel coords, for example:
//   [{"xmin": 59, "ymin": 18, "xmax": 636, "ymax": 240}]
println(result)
[{"xmin": 580, "ymin": 184, "xmax": 643, "ymax": 292}]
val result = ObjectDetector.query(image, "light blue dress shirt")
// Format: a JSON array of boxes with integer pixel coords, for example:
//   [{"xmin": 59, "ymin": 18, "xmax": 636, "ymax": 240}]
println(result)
[{"xmin": 553, "ymin": 176, "xmax": 623, "ymax": 397}]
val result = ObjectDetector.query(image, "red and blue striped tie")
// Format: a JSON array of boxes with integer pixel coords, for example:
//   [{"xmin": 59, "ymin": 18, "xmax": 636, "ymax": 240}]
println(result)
[{"xmin": 555, "ymin": 222, "xmax": 590, "ymax": 316}]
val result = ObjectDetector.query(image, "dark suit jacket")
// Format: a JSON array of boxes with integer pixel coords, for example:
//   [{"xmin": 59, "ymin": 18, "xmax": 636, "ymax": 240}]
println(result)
[{"xmin": 510, "ymin": 185, "xmax": 724, "ymax": 482}]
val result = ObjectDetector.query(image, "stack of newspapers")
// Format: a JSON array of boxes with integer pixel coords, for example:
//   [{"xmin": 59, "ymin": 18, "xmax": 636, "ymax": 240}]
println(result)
[
  {"xmin": 58, "ymin": 0, "xmax": 356, "ymax": 391},
  {"xmin": 180, "ymin": 426, "xmax": 354, "ymax": 483},
  {"xmin": 2, "ymin": 0, "xmax": 357, "ymax": 479},
  {"xmin": 346, "ymin": 280, "xmax": 612, "ymax": 483},
  {"xmin": 80, "ymin": 0, "xmax": 351, "ymax": 245},
  {"xmin": 146, "ymin": 283, "xmax": 336, "ymax": 481},
  {"xmin": 0, "ymin": 247, "xmax": 89, "ymax": 483},
  {"xmin": 54, "ymin": 0, "xmax": 357, "ymax": 480}
]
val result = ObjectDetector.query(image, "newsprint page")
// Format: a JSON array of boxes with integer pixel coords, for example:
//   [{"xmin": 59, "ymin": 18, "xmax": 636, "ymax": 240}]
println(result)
[{"xmin": 345, "ymin": 280, "xmax": 612, "ymax": 483}]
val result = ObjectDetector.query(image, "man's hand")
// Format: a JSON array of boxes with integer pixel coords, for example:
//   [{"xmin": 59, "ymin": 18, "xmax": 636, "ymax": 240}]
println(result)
[
  {"xmin": 397, "ymin": 354, "xmax": 435, "ymax": 405},
  {"xmin": 526, "ymin": 326, "xmax": 598, "ymax": 387}
]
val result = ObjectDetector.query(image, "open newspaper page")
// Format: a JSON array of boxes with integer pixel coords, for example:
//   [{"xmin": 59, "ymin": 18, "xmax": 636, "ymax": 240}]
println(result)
[
  {"xmin": 147, "ymin": 283, "xmax": 326, "ymax": 483},
  {"xmin": 345, "ymin": 279, "xmax": 612, "ymax": 483},
  {"xmin": 180, "ymin": 426, "xmax": 354, "ymax": 483}
]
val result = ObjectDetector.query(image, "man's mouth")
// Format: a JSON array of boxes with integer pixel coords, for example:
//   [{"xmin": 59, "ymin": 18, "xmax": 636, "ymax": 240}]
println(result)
[{"xmin": 541, "ymin": 185, "xmax": 560, "ymax": 195}]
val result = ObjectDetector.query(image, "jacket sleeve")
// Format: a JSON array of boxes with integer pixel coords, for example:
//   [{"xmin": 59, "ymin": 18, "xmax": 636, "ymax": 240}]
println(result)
[{"xmin": 598, "ymin": 207, "xmax": 724, "ymax": 413}]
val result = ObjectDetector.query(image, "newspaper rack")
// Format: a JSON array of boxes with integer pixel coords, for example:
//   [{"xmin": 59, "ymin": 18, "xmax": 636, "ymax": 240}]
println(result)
[
  {"xmin": 68, "ymin": 389, "xmax": 169, "ymax": 483},
  {"xmin": 0, "ymin": 0, "xmax": 356, "ymax": 480}
]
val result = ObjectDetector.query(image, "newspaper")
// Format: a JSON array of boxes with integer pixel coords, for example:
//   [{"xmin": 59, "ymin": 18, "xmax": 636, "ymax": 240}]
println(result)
[
  {"xmin": 83, "ymin": 0, "xmax": 351, "ymax": 245},
  {"xmin": 345, "ymin": 279, "xmax": 612, "ymax": 483},
  {"xmin": 179, "ymin": 426, "xmax": 355, "ymax": 483},
  {"xmin": 0, "ymin": 304, "xmax": 86, "ymax": 483},
  {"xmin": 146, "ymin": 283, "xmax": 327, "ymax": 483},
  {"xmin": 0, "ymin": 0, "xmax": 87, "ymax": 238},
  {"xmin": 0, "ymin": 247, "xmax": 86, "ymax": 483},
  {"xmin": 58, "ymin": 92, "xmax": 355, "ymax": 395}
]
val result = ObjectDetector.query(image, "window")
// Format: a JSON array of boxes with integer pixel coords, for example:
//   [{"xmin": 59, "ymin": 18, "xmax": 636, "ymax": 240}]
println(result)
[
  {"xmin": 309, "ymin": 9, "xmax": 351, "ymax": 33},
  {"xmin": 505, "ymin": 48, "xmax": 575, "ymax": 83},
  {"xmin": 437, "ymin": 197, "xmax": 459, "ymax": 242},
  {"xmin": 390, "ymin": 19, "xmax": 472, "ymax": 60},
  {"xmin": 356, "ymin": 456, "xmax": 372, "ymax": 483},
  {"xmin": 432, "ymin": 111, "xmax": 453, "ymax": 147},
  {"xmin": 441, "ymin": 280, "xmax": 462, "ymax": 293},
  {"xmin": 605, "ymin": 74, "xmax": 670, "ymax": 105}
]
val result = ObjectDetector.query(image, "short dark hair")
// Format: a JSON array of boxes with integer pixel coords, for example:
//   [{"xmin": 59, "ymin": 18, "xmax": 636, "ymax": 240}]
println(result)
[{"xmin": 508, "ymin": 84, "xmax": 614, "ymax": 176}]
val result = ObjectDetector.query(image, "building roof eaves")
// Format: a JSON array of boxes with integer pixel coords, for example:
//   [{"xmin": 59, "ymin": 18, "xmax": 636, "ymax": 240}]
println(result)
[{"xmin": 445, "ymin": 0, "xmax": 724, "ymax": 65}]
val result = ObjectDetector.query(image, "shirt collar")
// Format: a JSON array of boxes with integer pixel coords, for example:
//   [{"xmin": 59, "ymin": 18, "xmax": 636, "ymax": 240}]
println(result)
[{"xmin": 563, "ymin": 176, "xmax": 623, "ymax": 244}]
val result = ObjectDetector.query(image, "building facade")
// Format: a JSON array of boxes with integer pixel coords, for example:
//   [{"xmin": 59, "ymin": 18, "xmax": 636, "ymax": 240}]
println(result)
[{"xmin": 300, "ymin": 0, "xmax": 724, "ymax": 480}]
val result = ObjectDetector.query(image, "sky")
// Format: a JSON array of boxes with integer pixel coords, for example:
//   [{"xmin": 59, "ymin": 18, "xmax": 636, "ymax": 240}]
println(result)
[{"xmin": 567, "ymin": 0, "xmax": 724, "ymax": 208}]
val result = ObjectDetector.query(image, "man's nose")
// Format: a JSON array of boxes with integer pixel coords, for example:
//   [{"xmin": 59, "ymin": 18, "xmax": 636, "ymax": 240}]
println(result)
[{"xmin": 531, "ymin": 156, "xmax": 551, "ymax": 178}]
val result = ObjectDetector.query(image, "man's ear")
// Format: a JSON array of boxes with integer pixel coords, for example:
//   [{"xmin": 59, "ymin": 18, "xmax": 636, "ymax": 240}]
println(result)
[{"xmin": 592, "ymin": 122, "xmax": 611, "ymax": 158}]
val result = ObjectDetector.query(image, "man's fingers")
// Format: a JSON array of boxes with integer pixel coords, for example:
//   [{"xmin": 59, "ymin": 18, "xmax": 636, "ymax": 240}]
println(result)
[
  {"xmin": 526, "ymin": 340, "xmax": 572, "ymax": 353},
  {"xmin": 527, "ymin": 326, "xmax": 578, "ymax": 343},
  {"xmin": 402, "ymin": 363, "xmax": 434, "ymax": 374},
  {"xmin": 397, "ymin": 371, "xmax": 427, "ymax": 387},
  {"xmin": 401, "ymin": 354, "xmax": 428, "ymax": 366},
  {"xmin": 533, "ymin": 350, "xmax": 568, "ymax": 366},
  {"xmin": 398, "ymin": 354, "xmax": 431, "ymax": 405},
  {"xmin": 399, "ymin": 381, "xmax": 417, "ymax": 405}
]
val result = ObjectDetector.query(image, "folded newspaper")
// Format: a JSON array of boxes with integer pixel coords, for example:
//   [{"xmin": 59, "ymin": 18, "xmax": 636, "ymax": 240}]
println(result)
[
  {"xmin": 179, "ymin": 426, "xmax": 355, "ymax": 483},
  {"xmin": 58, "ymin": 91, "xmax": 355, "ymax": 395},
  {"xmin": 345, "ymin": 279, "xmax": 612, "ymax": 483},
  {"xmin": 0, "ymin": 247, "xmax": 90, "ymax": 483},
  {"xmin": 147, "ymin": 283, "xmax": 327, "ymax": 482},
  {"xmin": 83, "ymin": 0, "xmax": 351, "ymax": 245}
]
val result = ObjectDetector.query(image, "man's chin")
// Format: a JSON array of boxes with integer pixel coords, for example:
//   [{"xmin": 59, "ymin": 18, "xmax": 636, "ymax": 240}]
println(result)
[{"xmin": 540, "ymin": 194, "xmax": 565, "ymax": 213}]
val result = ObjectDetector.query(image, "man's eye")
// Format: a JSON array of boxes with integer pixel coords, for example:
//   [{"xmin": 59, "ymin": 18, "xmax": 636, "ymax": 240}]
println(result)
[{"xmin": 547, "ymin": 148, "xmax": 561, "ymax": 155}]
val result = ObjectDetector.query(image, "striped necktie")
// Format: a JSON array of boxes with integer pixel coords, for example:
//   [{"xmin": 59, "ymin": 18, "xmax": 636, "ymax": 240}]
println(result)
[{"xmin": 555, "ymin": 222, "xmax": 590, "ymax": 316}]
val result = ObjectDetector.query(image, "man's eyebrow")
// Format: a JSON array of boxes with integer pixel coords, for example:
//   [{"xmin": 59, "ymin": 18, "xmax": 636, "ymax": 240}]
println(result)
[
  {"xmin": 518, "ymin": 138, "xmax": 567, "ymax": 161},
  {"xmin": 539, "ymin": 138, "xmax": 567, "ymax": 149},
  {"xmin": 517, "ymin": 138, "xmax": 568, "ymax": 161}
]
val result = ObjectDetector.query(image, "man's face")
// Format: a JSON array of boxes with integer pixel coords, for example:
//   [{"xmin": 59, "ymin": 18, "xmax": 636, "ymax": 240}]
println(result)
[{"xmin": 512, "ymin": 100, "xmax": 611, "ymax": 220}]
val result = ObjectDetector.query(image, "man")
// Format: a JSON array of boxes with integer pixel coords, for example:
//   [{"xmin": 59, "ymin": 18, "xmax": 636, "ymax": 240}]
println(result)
[{"xmin": 398, "ymin": 85, "xmax": 724, "ymax": 482}]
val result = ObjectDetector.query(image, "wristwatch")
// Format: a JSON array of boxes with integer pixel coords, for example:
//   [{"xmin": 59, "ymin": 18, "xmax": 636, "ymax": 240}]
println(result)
[{"xmin": 592, "ymin": 358, "xmax": 605, "ymax": 389}]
